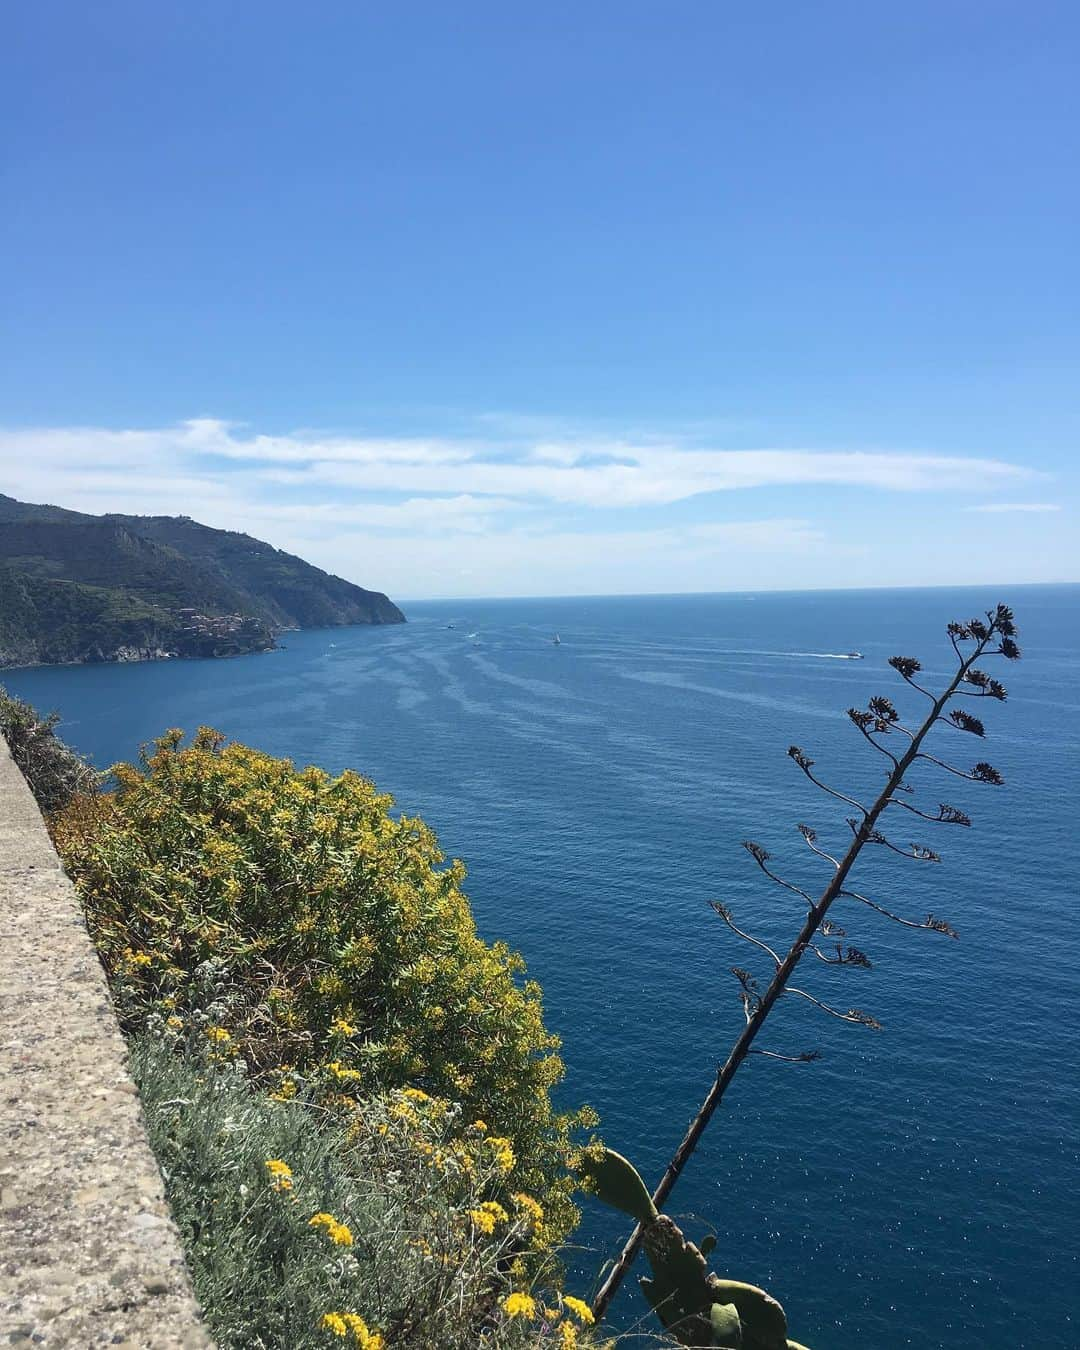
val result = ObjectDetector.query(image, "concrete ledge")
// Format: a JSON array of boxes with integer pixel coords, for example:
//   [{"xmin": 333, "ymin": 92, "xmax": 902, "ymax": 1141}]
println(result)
[{"xmin": 0, "ymin": 738, "xmax": 211, "ymax": 1347}]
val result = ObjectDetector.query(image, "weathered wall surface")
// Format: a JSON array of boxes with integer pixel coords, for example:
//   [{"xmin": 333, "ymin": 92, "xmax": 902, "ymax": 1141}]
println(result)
[{"xmin": 0, "ymin": 737, "xmax": 210, "ymax": 1348}]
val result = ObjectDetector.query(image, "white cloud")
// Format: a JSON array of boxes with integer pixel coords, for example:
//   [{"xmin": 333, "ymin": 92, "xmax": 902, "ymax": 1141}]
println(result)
[
  {"xmin": 213, "ymin": 495, "xmax": 520, "ymax": 538},
  {"xmin": 223, "ymin": 429, "xmax": 1037, "ymax": 506},
  {"xmin": 0, "ymin": 416, "xmax": 1063, "ymax": 597},
  {"xmin": 0, "ymin": 417, "xmax": 1037, "ymax": 514}
]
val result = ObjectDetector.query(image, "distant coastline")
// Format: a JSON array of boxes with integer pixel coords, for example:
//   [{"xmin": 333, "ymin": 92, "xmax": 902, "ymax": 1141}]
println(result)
[{"xmin": 0, "ymin": 492, "xmax": 404, "ymax": 670}]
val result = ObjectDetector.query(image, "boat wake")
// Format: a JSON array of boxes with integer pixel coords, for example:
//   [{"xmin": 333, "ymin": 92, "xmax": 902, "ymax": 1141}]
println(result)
[{"xmin": 743, "ymin": 650, "xmax": 865, "ymax": 660}]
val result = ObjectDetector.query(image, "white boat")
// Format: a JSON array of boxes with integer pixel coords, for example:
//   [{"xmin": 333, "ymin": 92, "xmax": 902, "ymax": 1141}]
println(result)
[
  {"xmin": 847, "ymin": 650, "xmax": 863, "ymax": 659},
  {"xmin": 552, "ymin": 634, "xmax": 561, "ymax": 645}
]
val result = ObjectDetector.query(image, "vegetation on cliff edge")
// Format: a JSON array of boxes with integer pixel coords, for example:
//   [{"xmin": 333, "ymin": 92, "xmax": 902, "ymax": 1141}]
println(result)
[
  {"xmin": 131, "ymin": 1036, "xmax": 609, "ymax": 1349},
  {"xmin": 0, "ymin": 685, "xmax": 99, "ymax": 812},
  {"xmin": 50, "ymin": 727, "xmax": 612, "ymax": 1345}
]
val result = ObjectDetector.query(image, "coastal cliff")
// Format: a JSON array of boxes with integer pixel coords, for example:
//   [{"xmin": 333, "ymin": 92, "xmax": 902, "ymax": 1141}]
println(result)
[{"xmin": 0, "ymin": 494, "xmax": 404, "ymax": 668}]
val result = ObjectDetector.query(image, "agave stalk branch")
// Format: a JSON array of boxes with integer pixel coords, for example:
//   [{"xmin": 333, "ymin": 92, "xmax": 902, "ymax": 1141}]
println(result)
[
  {"xmin": 863, "ymin": 832, "xmax": 941, "ymax": 862},
  {"xmin": 840, "ymin": 887, "xmax": 958, "ymax": 937},
  {"xmin": 884, "ymin": 797, "xmax": 971, "ymax": 826},
  {"xmin": 590, "ymin": 613, "xmax": 1011, "ymax": 1321},
  {"xmin": 797, "ymin": 823, "xmax": 842, "ymax": 869},
  {"xmin": 710, "ymin": 903, "xmax": 783, "ymax": 967},
  {"xmin": 784, "ymin": 986, "xmax": 881, "ymax": 1026}
]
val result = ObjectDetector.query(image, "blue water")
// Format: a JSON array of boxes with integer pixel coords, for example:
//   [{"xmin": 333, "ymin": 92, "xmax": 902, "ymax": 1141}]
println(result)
[{"xmin": 5, "ymin": 586, "xmax": 1078, "ymax": 1349}]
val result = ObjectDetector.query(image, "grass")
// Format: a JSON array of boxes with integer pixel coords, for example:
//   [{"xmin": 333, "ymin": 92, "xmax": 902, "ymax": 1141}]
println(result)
[{"xmin": 130, "ymin": 1035, "xmax": 613, "ymax": 1350}]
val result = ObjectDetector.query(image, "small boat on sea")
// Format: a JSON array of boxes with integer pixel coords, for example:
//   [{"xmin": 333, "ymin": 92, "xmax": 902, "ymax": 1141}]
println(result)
[
  {"xmin": 552, "ymin": 634, "xmax": 561, "ymax": 645},
  {"xmin": 847, "ymin": 650, "xmax": 863, "ymax": 659}
]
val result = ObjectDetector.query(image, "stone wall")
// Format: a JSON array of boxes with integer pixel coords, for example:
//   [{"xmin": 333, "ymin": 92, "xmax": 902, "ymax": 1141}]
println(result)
[{"xmin": 0, "ymin": 737, "xmax": 210, "ymax": 1347}]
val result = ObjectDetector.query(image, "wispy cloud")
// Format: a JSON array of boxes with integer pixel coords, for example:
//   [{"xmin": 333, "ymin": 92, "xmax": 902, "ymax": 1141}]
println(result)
[
  {"xmin": 224, "ymin": 495, "xmax": 519, "ymax": 536},
  {"xmin": 0, "ymin": 416, "xmax": 1038, "ymax": 512},
  {"xmin": 0, "ymin": 416, "xmax": 1062, "ymax": 597}
]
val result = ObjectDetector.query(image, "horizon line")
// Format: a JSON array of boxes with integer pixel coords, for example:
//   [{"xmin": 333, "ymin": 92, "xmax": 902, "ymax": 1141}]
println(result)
[{"xmin": 392, "ymin": 578, "xmax": 1080, "ymax": 605}]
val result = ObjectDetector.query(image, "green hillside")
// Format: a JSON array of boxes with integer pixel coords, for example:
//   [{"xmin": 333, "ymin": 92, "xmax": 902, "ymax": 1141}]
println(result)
[
  {"xmin": 0, "ymin": 494, "xmax": 404, "ymax": 668},
  {"xmin": 109, "ymin": 512, "xmax": 404, "ymax": 628}
]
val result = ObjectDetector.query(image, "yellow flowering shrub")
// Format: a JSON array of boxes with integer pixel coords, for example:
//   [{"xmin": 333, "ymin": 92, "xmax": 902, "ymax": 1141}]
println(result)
[
  {"xmin": 134, "ymin": 1037, "xmax": 608, "ymax": 1350},
  {"xmin": 54, "ymin": 728, "xmax": 597, "ymax": 1248}
]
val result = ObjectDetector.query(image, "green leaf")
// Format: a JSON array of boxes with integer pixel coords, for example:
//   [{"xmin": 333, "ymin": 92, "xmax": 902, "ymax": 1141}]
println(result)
[
  {"xmin": 710, "ymin": 1302, "xmax": 743, "ymax": 1347},
  {"xmin": 710, "ymin": 1280, "xmax": 787, "ymax": 1350},
  {"xmin": 577, "ymin": 1147, "xmax": 658, "ymax": 1224}
]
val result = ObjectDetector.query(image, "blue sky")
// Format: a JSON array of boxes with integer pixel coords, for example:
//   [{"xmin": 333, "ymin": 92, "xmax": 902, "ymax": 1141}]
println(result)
[{"xmin": 2, "ymin": 1, "xmax": 1077, "ymax": 598}]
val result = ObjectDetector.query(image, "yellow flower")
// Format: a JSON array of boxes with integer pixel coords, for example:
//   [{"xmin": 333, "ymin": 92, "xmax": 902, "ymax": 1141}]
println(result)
[
  {"xmin": 326, "ymin": 1060, "xmax": 362, "ymax": 1083},
  {"xmin": 165, "ymin": 1015, "xmax": 184, "ymax": 1030},
  {"xmin": 563, "ymin": 1295, "xmax": 595, "ymax": 1325},
  {"xmin": 402, "ymin": 1087, "xmax": 430, "ymax": 1103},
  {"xmin": 205, "ymin": 1026, "xmax": 231, "ymax": 1044},
  {"xmin": 486, "ymin": 1136, "xmax": 515, "ymax": 1174},
  {"xmin": 264, "ymin": 1159, "xmax": 294, "ymax": 1193},
  {"xmin": 469, "ymin": 1207, "xmax": 496, "ymax": 1234},
  {"xmin": 319, "ymin": 1313, "xmax": 383, "ymax": 1348},
  {"xmin": 343, "ymin": 1315, "xmax": 383, "ymax": 1350},
  {"xmin": 330, "ymin": 1016, "xmax": 357, "ymax": 1036},
  {"xmin": 557, "ymin": 1323, "xmax": 579, "ymax": 1348},
  {"xmin": 511, "ymin": 1192, "xmax": 544, "ymax": 1226},
  {"xmin": 502, "ymin": 1292, "xmax": 536, "ymax": 1320},
  {"xmin": 309, "ymin": 1212, "xmax": 354, "ymax": 1246}
]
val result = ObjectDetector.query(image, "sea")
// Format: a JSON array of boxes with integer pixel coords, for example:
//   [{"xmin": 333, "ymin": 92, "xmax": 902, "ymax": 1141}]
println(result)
[{"xmin": 4, "ymin": 585, "xmax": 1078, "ymax": 1349}]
